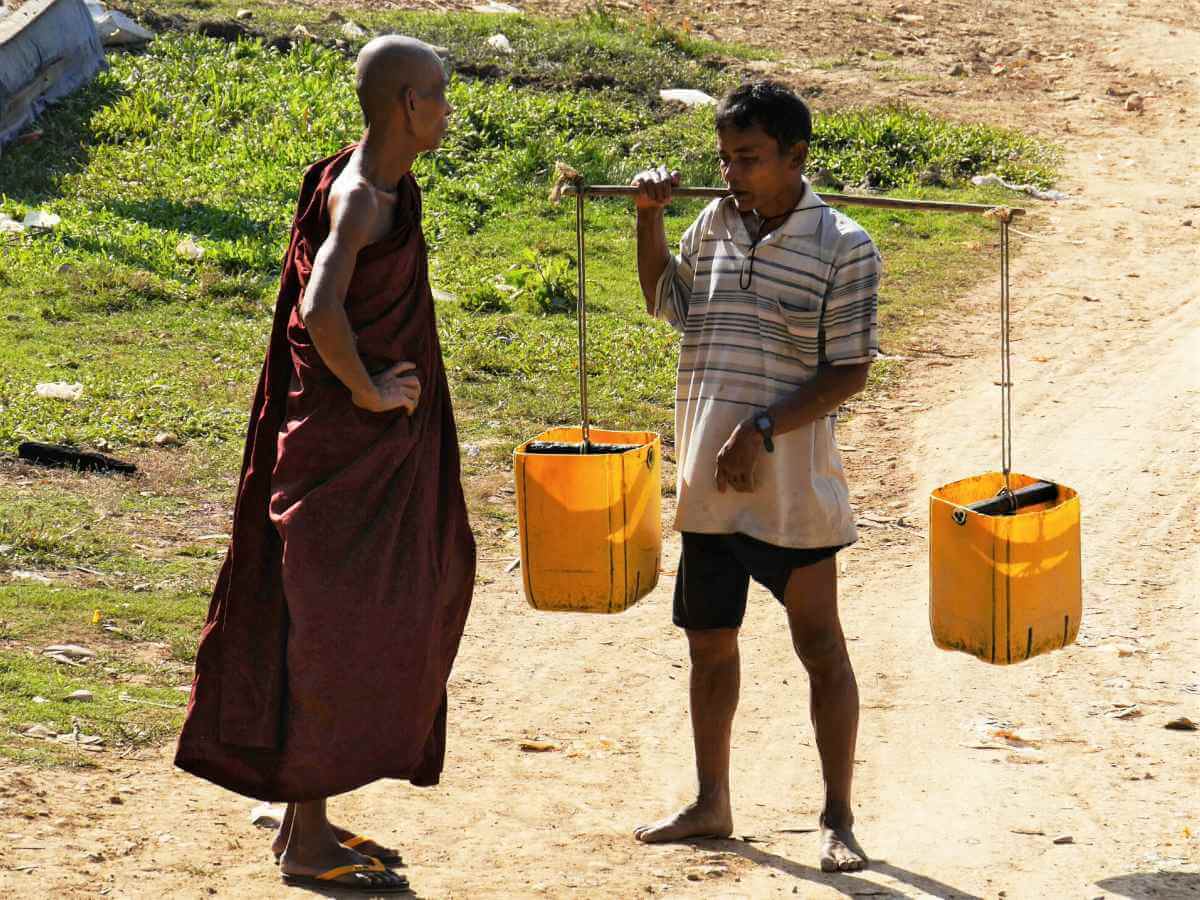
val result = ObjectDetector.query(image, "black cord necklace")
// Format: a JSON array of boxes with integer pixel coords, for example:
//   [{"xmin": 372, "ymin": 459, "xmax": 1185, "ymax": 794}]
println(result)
[{"xmin": 740, "ymin": 207, "xmax": 797, "ymax": 290}]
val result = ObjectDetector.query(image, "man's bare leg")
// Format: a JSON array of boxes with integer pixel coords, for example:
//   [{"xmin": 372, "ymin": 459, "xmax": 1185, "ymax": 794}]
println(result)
[
  {"xmin": 634, "ymin": 628, "xmax": 739, "ymax": 843},
  {"xmin": 272, "ymin": 803, "xmax": 401, "ymax": 862},
  {"xmin": 783, "ymin": 556, "xmax": 867, "ymax": 872}
]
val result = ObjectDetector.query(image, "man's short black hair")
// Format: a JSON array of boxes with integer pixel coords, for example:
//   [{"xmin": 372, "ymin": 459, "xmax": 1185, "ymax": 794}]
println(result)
[{"xmin": 715, "ymin": 81, "xmax": 813, "ymax": 152}]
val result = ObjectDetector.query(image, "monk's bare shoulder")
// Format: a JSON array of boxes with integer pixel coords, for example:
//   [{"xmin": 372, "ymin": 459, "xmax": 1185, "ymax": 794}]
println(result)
[{"xmin": 326, "ymin": 164, "xmax": 388, "ymax": 253}]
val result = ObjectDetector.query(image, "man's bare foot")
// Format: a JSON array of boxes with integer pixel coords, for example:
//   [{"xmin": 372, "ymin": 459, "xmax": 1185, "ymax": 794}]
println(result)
[
  {"xmin": 634, "ymin": 796, "xmax": 733, "ymax": 844},
  {"xmin": 819, "ymin": 816, "xmax": 868, "ymax": 872}
]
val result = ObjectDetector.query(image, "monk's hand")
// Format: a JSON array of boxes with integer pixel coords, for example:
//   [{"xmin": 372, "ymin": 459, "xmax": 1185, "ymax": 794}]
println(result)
[
  {"xmin": 353, "ymin": 361, "xmax": 421, "ymax": 414},
  {"xmin": 714, "ymin": 418, "xmax": 762, "ymax": 494},
  {"xmin": 632, "ymin": 165, "xmax": 680, "ymax": 210}
]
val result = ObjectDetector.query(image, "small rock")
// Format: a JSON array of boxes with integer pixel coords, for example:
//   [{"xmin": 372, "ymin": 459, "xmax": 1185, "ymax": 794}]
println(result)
[
  {"xmin": 109, "ymin": 795, "xmax": 124, "ymax": 805},
  {"xmin": 235, "ymin": 8, "xmax": 252, "ymax": 19},
  {"xmin": 22, "ymin": 210, "xmax": 60, "ymax": 230},
  {"xmin": 291, "ymin": 25, "xmax": 314, "ymax": 39},
  {"xmin": 32, "ymin": 696, "xmax": 49, "ymax": 704},
  {"xmin": 94, "ymin": 438, "xmax": 111, "ymax": 451},
  {"xmin": 34, "ymin": 381, "xmax": 83, "ymax": 401},
  {"xmin": 1165, "ymin": 717, "xmax": 1197, "ymax": 731},
  {"xmin": 342, "ymin": 21, "xmax": 367, "ymax": 40},
  {"xmin": 1053, "ymin": 834, "xmax": 1075, "ymax": 844},
  {"xmin": 22, "ymin": 724, "xmax": 57, "ymax": 739},
  {"xmin": 486, "ymin": 33, "xmax": 514, "ymax": 54},
  {"xmin": 949, "ymin": 62, "xmax": 967, "ymax": 76},
  {"xmin": 64, "ymin": 690, "xmax": 94, "ymax": 703},
  {"xmin": 154, "ymin": 432, "xmax": 181, "ymax": 448},
  {"xmin": 1125, "ymin": 94, "xmax": 1144, "ymax": 112},
  {"xmin": 0, "ymin": 214, "xmax": 24, "ymax": 234},
  {"xmin": 175, "ymin": 237, "xmax": 204, "ymax": 261},
  {"xmin": 1184, "ymin": 219, "xmax": 1193, "ymax": 227}
]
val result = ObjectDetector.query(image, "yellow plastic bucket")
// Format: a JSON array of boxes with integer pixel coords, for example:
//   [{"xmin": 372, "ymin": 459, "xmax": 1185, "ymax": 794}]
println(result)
[
  {"xmin": 514, "ymin": 427, "xmax": 661, "ymax": 613},
  {"xmin": 929, "ymin": 472, "xmax": 1081, "ymax": 664}
]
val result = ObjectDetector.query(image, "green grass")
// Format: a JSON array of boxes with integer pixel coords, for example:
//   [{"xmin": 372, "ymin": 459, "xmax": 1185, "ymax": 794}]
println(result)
[
  {"xmin": 0, "ymin": 23, "xmax": 1057, "ymax": 764},
  {"xmin": 118, "ymin": 2, "xmax": 771, "ymax": 97}
]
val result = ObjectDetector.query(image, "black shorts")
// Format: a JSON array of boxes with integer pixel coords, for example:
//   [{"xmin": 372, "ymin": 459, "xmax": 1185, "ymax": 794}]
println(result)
[{"xmin": 672, "ymin": 532, "xmax": 845, "ymax": 630}]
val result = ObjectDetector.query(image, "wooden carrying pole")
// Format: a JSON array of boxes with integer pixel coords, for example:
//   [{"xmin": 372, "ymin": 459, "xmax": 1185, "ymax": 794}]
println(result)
[{"xmin": 560, "ymin": 182, "xmax": 1026, "ymax": 217}]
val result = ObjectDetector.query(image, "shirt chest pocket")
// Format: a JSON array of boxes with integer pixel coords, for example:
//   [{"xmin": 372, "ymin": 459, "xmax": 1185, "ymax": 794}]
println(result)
[{"xmin": 763, "ymin": 278, "xmax": 829, "ymax": 368}]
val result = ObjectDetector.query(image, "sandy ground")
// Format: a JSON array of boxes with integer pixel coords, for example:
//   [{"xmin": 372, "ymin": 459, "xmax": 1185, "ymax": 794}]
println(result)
[{"xmin": 1, "ymin": 0, "xmax": 1198, "ymax": 897}]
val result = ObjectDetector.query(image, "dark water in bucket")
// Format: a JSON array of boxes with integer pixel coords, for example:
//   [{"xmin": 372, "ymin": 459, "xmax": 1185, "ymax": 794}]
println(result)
[{"xmin": 524, "ymin": 441, "xmax": 643, "ymax": 455}]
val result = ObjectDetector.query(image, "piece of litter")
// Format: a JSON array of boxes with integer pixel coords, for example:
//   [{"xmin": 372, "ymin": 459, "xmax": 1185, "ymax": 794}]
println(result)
[
  {"xmin": 35, "ymin": 382, "xmax": 83, "ymax": 401},
  {"xmin": 250, "ymin": 803, "xmax": 283, "ymax": 829},
  {"xmin": 22, "ymin": 211, "xmax": 60, "ymax": 230},
  {"xmin": 0, "ymin": 214, "xmax": 24, "ymax": 234},
  {"xmin": 659, "ymin": 88, "xmax": 717, "ymax": 107},
  {"xmin": 486, "ymin": 33, "xmax": 514, "ymax": 53},
  {"xmin": 89, "ymin": 5, "xmax": 154, "ymax": 46},
  {"xmin": 43, "ymin": 644, "xmax": 96, "ymax": 660},
  {"xmin": 175, "ymin": 237, "xmax": 204, "ymax": 261},
  {"xmin": 236, "ymin": 8, "xmax": 252, "ymax": 19},
  {"xmin": 292, "ymin": 25, "xmax": 314, "ymax": 39},
  {"xmin": 519, "ymin": 738, "xmax": 560, "ymax": 752},
  {"xmin": 342, "ymin": 21, "xmax": 367, "ymax": 39},
  {"xmin": 473, "ymin": 1, "xmax": 523, "ymax": 12},
  {"xmin": 971, "ymin": 173, "xmax": 1069, "ymax": 202},
  {"xmin": 1165, "ymin": 717, "xmax": 1197, "ymax": 731},
  {"xmin": 1011, "ymin": 827, "xmax": 1045, "ymax": 835},
  {"xmin": 505, "ymin": 558, "xmax": 521, "ymax": 574},
  {"xmin": 32, "ymin": 696, "xmax": 49, "ymax": 704}
]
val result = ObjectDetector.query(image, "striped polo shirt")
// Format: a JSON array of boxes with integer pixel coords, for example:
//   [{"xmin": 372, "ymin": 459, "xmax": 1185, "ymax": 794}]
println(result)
[{"xmin": 654, "ymin": 179, "xmax": 880, "ymax": 549}]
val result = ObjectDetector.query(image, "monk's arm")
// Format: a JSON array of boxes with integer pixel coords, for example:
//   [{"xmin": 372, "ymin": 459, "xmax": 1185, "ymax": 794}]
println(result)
[{"xmin": 299, "ymin": 189, "xmax": 419, "ymax": 413}]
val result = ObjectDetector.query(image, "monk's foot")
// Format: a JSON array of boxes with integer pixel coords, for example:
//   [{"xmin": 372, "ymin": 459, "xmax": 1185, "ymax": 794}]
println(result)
[
  {"xmin": 270, "ymin": 803, "xmax": 294, "ymax": 860},
  {"xmin": 634, "ymin": 794, "xmax": 733, "ymax": 844},
  {"xmin": 819, "ymin": 815, "xmax": 868, "ymax": 873},
  {"xmin": 280, "ymin": 832, "xmax": 407, "ymax": 891},
  {"xmin": 330, "ymin": 823, "xmax": 403, "ymax": 864}
]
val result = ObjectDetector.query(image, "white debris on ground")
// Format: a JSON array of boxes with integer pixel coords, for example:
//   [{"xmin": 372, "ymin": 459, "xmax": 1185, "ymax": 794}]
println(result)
[
  {"xmin": 85, "ymin": 1, "xmax": 153, "ymax": 46},
  {"xmin": 971, "ymin": 173, "xmax": 1069, "ymax": 202},
  {"xmin": 486, "ymin": 33, "xmax": 514, "ymax": 54},
  {"xmin": 659, "ymin": 88, "xmax": 717, "ymax": 107}
]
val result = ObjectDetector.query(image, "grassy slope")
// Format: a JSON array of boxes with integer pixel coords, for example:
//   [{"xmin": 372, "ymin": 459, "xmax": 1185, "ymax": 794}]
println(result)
[{"xmin": 0, "ymin": 13, "xmax": 1056, "ymax": 763}]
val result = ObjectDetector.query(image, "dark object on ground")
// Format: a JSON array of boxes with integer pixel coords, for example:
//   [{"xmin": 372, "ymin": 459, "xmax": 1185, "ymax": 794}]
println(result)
[
  {"xmin": 965, "ymin": 481, "xmax": 1059, "ymax": 516},
  {"xmin": 18, "ymin": 441, "xmax": 137, "ymax": 474},
  {"xmin": 0, "ymin": 0, "xmax": 106, "ymax": 146}
]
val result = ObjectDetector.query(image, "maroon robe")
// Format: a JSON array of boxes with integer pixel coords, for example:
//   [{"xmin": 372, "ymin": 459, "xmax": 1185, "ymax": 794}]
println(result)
[{"xmin": 175, "ymin": 145, "xmax": 476, "ymax": 801}]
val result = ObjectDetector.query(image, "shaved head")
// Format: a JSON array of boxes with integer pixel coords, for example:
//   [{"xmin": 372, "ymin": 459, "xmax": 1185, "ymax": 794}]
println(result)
[{"xmin": 355, "ymin": 35, "xmax": 445, "ymax": 127}]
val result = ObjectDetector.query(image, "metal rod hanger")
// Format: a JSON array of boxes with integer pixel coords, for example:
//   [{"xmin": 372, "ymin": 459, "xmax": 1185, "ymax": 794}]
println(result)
[{"xmin": 561, "ymin": 183, "xmax": 1026, "ymax": 217}]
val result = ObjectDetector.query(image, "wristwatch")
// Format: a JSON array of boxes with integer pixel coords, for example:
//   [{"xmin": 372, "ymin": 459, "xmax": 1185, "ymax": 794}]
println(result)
[{"xmin": 752, "ymin": 411, "xmax": 775, "ymax": 453}]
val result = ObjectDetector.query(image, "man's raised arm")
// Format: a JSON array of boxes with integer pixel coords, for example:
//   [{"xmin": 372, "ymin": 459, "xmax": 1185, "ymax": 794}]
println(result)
[{"xmin": 632, "ymin": 165, "xmax": 681, "ymax": 315}]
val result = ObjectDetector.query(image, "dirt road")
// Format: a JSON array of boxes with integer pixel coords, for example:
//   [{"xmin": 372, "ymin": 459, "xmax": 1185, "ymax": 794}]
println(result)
[{"xmin": 1, "ymin": 1, "xmax": 1197, "ymax": 897}]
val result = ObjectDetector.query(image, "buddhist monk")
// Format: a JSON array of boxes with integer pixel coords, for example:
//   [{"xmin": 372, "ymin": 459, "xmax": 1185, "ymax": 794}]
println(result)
[{"xmin": 175, "ymin": 36, "xmax": 476, "ymax": 893}]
